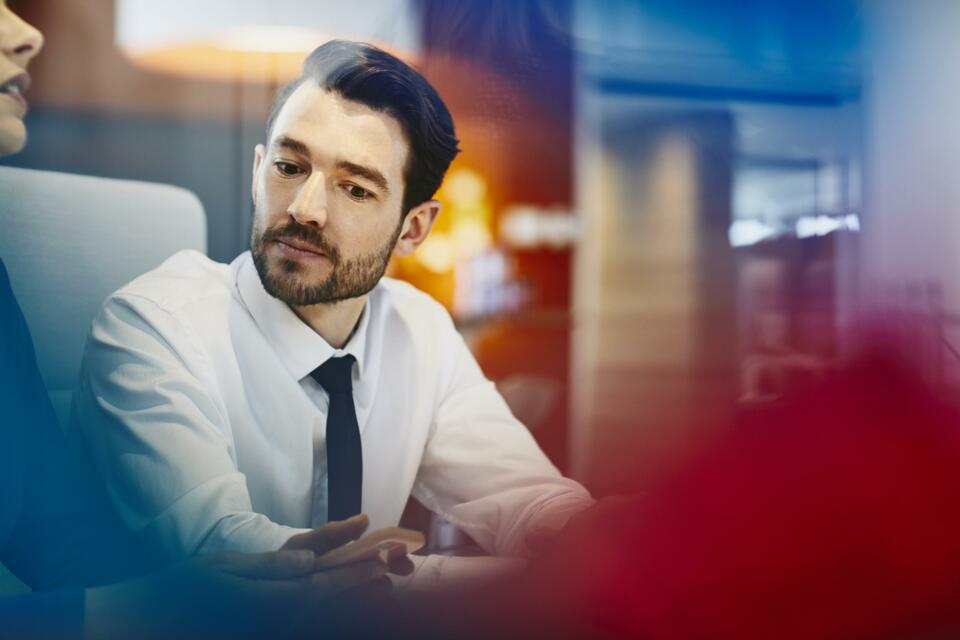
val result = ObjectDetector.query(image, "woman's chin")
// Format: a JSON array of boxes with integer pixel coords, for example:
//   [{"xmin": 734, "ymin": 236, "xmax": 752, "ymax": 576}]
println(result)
[{"xmin": 0, "ymin": 118, "xmax": 27, "ymax": 157}]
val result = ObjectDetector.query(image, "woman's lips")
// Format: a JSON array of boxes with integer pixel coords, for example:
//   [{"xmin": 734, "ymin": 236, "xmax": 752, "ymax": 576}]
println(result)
[
  {"xmin": 0, "ymin": 88, "xmax": 27, "ymax": 112},
  {"xmin": 0, "ymin": 73, "xmax": 30, "ymax": 111}
]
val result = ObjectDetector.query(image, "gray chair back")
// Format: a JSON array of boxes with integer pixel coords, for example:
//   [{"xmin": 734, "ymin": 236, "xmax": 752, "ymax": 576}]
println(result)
[{"xmin": 0, "ymin": 167, "xmax": 207, "ymax": 425}]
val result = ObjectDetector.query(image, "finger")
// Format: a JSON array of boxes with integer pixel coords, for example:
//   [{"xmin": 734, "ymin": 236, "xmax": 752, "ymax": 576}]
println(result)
[
  {"xmin": 283, "ymin": 514, "xmax": 370, "ymax": 555},
  {"xmin": 216, "ymin": 550, "xmax": 317, "ymax": 579},
  {"xmin": 387, "ymin": 554, "xmax": 415, "ymax": 576},
  {"xmin": 304, "ymin": 558, "xmax": 389, "ymax": 598},
  {"xmin": 379, "ymin": 543, "xmax": 416, "ymax": 576}
]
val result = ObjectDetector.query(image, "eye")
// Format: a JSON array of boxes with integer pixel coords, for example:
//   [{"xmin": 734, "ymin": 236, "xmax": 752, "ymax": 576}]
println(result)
[
  {"xmin": 273, "ymin": 161, "xmax": 304, "ymax": 177},
  {"xmin": 344, "ymin": 184, "xmax": 373, "ymax": 201}
]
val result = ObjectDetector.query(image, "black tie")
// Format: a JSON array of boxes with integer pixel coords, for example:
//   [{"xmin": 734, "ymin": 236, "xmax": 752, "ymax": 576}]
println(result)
[{"xmin": 310, "ymin": 355, "xmax": 362, "ymax": 521}]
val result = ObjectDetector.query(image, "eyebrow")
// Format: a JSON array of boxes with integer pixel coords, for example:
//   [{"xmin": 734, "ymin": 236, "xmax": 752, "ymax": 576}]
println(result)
[
  {"xmin": 270, "ymin": 135, "xmax": 391, "ymax": 195},
  {"xmin": 336, "ymin": 161, "xmax": 390, "ymax": 195},
  {"xmin": 271, "ymin": 135, "xmax": 310, "ymax": 157}
]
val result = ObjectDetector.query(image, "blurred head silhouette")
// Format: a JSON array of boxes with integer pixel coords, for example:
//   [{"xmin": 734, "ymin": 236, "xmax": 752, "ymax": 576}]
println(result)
[{"xmin": 0, "ymin": 0, "xmax": 42, "ymax": 156}]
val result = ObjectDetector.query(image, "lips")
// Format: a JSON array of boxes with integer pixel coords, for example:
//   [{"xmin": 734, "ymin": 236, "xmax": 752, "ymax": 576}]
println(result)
[
  {"xmin": 276, "ymin": 238, "xmax": 326, "ymax": 257},
  {"xmin": 0, "ymin": 72, "xmax": 31, "ymax": 110}
]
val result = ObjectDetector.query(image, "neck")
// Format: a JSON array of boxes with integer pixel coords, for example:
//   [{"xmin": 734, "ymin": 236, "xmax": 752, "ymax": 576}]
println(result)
[{"xmin": 291, "ymin": 295, "xmax": 366, "ymax": 349}]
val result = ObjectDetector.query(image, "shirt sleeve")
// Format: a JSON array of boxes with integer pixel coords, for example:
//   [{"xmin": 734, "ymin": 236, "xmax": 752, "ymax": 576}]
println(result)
[
  {"xmin": 71, "ymin": 294, "xmax": 308, "ymax": 559},
  {"xmin": 411, "ymin": 309, "xmax": 595, "ymax": 557}
]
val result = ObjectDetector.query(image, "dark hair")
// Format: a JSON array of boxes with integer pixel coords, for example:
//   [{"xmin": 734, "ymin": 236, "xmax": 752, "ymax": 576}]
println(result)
[{"xmin": 266, "ymin": 40, "xmax": 460, "ymax": 217}]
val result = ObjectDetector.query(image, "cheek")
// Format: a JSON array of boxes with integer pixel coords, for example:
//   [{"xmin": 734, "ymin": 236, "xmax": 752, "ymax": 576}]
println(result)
[
  {"xmin": 351, "ymin": 202, "xmax": 399, "ymax": 236},
  {"xmin": 366, "ymin": 213, "xmax": 405, "ymax": 251},
  {"xmin": 257, "ymin": 183, "xmax": 293, "ymax": 220}
]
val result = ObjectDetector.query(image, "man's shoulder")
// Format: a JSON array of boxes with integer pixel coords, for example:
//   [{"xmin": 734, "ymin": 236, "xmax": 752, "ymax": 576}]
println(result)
[
  {"xmin": 376, "ymin": 277, "xmax": 451, "ymax": 320},
  {"xmin": 108, "ymin": 249, "xmax": 235, "ymax": 314},
  {"xmin": 370, "ymin": 279, "xmax": 463, "ymax": 373},
  {"xmin": 373, "ymin": 277, "xmax": 459, "ymax": 341}
]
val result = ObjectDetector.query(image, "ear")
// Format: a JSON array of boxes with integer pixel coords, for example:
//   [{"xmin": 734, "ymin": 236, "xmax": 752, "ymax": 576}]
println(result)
[
  {"xmin": 251, "ymin": 144, "xmax": 265, "ymax": 203},
  {"xmin": 394, "ymin": 200, "xmax": 440, "ymax": 257}
]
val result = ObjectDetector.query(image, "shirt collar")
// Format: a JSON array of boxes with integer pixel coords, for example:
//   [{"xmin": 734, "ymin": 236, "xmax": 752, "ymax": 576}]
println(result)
[{"xmin": 235, "ymin": 252, "xmax": 369, "ymax": 382}]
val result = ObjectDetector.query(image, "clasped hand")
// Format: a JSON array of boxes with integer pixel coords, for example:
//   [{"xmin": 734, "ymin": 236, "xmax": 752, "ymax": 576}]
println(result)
[{"xmin": 85, "ymin": 514, "xmax": 414, "ymax": 639}]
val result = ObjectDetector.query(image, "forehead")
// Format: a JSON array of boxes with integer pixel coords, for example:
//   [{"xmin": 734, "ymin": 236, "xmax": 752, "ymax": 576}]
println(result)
[{"xmin": 269, "ymin": 83, "xmax": 409, "ymax": 183}]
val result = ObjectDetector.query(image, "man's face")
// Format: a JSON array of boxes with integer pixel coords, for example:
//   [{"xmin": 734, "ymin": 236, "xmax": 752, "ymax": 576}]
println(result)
[
  {"xmin": 250, "ymin": 83, "xmax": 410, "ymax": 306},
  {"xmin": 0, "ymin": 0, "xmax": 43, "ymax": 156}
]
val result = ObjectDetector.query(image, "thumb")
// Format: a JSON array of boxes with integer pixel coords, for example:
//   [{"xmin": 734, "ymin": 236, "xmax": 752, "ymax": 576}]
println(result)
[
  {"xmin": 283, "ymin": 514, "xmax": 370, "ymax": 556},
  {"xmin": 216, "ymin": 550, "xmax": 317, "ymax": 580}
]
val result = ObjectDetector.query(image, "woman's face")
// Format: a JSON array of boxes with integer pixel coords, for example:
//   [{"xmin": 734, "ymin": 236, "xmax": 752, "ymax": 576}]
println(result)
[{"xmin": 0, "ymin": 0, "xmax": 42, "ymax": 156}]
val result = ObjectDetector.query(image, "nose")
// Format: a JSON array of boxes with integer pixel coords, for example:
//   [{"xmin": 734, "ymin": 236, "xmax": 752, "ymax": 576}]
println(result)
[
  {"xmin": 2, "ymin": 8, "xmax": 44, "ymax": 66},
  {"xmin": 287, "ymin": 171, "xmax": 328, "ymax": 227}
]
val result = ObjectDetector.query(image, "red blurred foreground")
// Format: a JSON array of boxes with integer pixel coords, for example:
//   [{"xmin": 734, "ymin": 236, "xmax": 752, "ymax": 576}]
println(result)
[{"xmin": 365, "ymin": 345, "xmax": 960, "ymax": 640}]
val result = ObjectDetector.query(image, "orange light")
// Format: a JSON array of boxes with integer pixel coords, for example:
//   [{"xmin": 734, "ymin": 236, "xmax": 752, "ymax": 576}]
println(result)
[{"xmin": 115, "ymin": 1, "xmax": 422, "ymax": 82}]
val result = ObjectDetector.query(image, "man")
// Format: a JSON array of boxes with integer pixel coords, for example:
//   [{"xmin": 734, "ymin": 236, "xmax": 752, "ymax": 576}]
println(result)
[
  {"xmin": 72, "ymin": 40, "xmax": 593, "ymax": 584},
  {"xmin": 1, "ymin": 5, "xmax": 404, "ymax": 638}
]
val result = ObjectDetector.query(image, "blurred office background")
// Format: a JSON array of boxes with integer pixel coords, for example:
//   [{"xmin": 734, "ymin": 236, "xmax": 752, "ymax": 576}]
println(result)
[{"xmin": 4, "ymin": 0, "xmax": 960, "ymax": 500}]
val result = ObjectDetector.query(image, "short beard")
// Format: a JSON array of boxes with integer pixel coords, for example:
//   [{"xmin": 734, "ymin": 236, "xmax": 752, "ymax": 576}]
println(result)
[{"xmin": 251, "ymin": 216, "xmax": 402, "ymax": 306}]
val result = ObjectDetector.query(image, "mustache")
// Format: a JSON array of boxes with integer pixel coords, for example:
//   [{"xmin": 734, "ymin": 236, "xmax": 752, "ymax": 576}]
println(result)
[{"xmin": 260, "ymin": 220, "xmax": 339, "ymax": 261}]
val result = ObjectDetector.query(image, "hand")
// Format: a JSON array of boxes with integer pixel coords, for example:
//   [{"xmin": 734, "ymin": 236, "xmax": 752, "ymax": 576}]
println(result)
[
  {"xmin": 283, "ymin": 514, "xmax": 416, "ymax": 577},
  {"xmin": 84, "ymin": 547, "xmax": 389, "ymax": 639}
]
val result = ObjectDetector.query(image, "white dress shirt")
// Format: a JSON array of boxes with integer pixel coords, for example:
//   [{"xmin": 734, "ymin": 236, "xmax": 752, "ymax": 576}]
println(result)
[{"xmin": 71, "ymin": 250, "xmax": 592, "ymax": 567}]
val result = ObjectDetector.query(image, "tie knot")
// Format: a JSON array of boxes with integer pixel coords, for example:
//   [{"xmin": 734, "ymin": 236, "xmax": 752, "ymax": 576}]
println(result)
[{"xmin": 310, "ymin": 355, "xmax": 355, "ymax": 394}]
